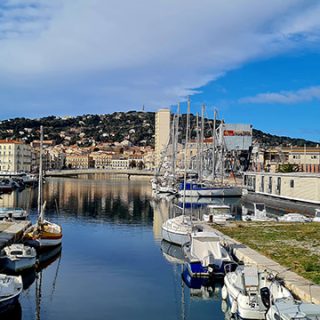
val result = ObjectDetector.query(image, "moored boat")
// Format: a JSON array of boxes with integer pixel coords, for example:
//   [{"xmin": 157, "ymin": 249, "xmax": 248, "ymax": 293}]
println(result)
[
  {"xmin": 0, "ymin": 274, "xmax": 23, "ymax": 311},
  {"xmin": 0, "ymin": 244, "xmax": 37, "ymax": 272},
  {"xmin": 0, "ymin": 207, "xmax": 29, "ymax": 220},
  {"xmin": 162, "ymin": 215, "xmax": 199, "ymax": 246},
  {"xmin": 23, "ymin": 126, "xmax": 63, "ymax": 250},
  {"xmin": 222, "ymin": 265, "xmax": 293, "ymax": 319},
  {"xmin": 278, "ymin": 213, "xmax": 311, "ymax": 223},
  {"xmin": 203, "ymin": 205, "xmax": 234, "ymax": 223},
  {"xmin": 184, "ymin": 231, "xmax": 233, "ymax": 278},
  {"xmin": 178, "ymin": 182, "xmax": 242, "ymax": 198}
]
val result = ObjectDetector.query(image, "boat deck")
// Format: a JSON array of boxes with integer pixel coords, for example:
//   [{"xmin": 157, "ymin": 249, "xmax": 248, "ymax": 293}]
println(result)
[{"xmin": 0, "ymin": 221, "xmax": 32, "ymax": 249}]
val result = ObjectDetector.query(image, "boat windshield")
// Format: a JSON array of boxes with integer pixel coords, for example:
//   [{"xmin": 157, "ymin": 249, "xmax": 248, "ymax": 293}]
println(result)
[{"xmin": 10, "ymin": 250, "xmax": 23, "ymax": 255}]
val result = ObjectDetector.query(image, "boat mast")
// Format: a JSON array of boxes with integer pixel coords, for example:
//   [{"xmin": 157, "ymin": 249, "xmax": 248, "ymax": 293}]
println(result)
[
  {"xmin": 200, "ymin": 104, "xmax": 205, "ymax": 181},
  {"xmin": 174, "ymin": 103, "xmax": 180, "ymax": 174},
  {"xmin": 212, "ymin": 109, "xmax": 217, "ymax": 181},
  {"xmin": 171, "ymin": 113, "xmax": 176, "ymax": 176},
  {"xmin": 182, "ymin": 98, "xmax": 190, "ymax": 216},
  {"xmin": 196, "ymin": 113, "xmax": 200, "ymax": 175},
  {"xmin": 37, "ymin": 126, "xmax": 44, "ymax": 217}
]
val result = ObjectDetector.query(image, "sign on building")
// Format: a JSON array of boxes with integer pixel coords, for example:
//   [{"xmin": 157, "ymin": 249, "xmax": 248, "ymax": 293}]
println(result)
[{"xmin": 221, "ymin": 124, "xmax": 252, "ymax": 151}]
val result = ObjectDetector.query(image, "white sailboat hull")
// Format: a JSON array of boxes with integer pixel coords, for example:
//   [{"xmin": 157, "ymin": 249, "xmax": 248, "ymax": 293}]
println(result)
[
  {"xmin": 161, "ymin": 227, "xmax": 191, "ymax": 246},
  {"xmin": 179, "ymin": 187, "xmax": 242, "ymax": 198},
  {"xmin": 161, "ymin": 216, "xmax": 192, "ymax": 246},
  {"xmin": 26, "ymin": 237, "xmax": 62, "ymax": 249}
]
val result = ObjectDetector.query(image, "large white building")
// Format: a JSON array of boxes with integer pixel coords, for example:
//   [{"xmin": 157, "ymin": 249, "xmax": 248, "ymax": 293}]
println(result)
[
  {"xmin": 0, "ymin": 140, "xmax": 32, "ymax": 172},
  {"xmin": 155, "ymin": 109, "xmax": 171, "ymax": 168}
]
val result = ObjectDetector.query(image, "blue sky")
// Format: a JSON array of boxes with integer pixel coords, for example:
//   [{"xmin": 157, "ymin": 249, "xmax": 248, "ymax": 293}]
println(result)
[{"xmin": 0, "ymin": 0, "xmax": 320, "ymax": 142}]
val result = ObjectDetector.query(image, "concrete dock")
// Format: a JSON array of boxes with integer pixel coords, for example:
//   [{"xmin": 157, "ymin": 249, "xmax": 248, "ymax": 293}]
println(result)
[
  {"xmin": 0, "ymin": 220, "xmax": 32, "ymax": 249},
  {"xmin": 209, "ymin": 226, "xmax": 320, "ymax": 304}
]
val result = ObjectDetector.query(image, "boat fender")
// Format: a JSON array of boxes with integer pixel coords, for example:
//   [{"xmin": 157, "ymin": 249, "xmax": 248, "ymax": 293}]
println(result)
[
  {"xmin": 221, "ymin": 300, "xmax": 228, "ymax": 313},
  {"xmin": 231, "ymin": 300, "xmax": 238, "ymax": 314},
  {"xmin": 221, "ymin": 285, "xmax": 228, "ymax": 300}
]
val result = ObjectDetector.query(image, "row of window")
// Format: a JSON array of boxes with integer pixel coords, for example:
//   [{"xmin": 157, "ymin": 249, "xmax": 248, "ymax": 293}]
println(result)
[{"xmin": 292, "ymin": 155, "xmax": 318, "ymax": 159}]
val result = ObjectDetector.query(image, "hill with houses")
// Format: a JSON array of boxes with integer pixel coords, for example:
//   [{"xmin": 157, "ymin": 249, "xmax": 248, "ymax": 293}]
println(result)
[{"xmin": 0, "ymin": 111, "xmax": 317, "ymax": 147}]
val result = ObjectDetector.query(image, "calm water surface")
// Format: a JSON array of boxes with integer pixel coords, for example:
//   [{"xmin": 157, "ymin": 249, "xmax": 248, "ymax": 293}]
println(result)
[{"xmin": 0, "ymin": 175, "xmax": 229, "ymax": 320}]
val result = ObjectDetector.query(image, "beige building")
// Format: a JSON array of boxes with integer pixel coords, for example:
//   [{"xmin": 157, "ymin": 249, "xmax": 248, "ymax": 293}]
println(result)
[
  {"xmin": 0, "ymin": 140, "xmax": 32, "ymax": 172},
  {"xmin": 155, "ymin": 109, "xmax": 171, "ymax": 168},
  {"xmin": 91, "ymin": 153, "xmax": 113, "ymax": 169},
  {"xmin": 244, "ymin": 171, "xmax": 320, "ymax": 204},
  {"xmin": 65, "ymin": 154, "xmax": 94, "ymax": 169},
  {"xmin": 250, "ymin": 146, "xmax": 320, "ymax": 173}
]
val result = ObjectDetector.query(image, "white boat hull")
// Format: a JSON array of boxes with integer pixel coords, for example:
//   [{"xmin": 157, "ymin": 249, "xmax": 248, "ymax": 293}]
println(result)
[
  {"xmin": 179, "ymin": 187, "xmax": 242, "ymax": 198},
  {"xmin": 161, "ymin": 226, "xmax": 191, "ymax": 246},
  {"xmin": 4, "ymin": 256, "xmax": 37, "ymax": 272},
  {"xmin": 26, "ymin": 237, "xmax": 62, "ymax": 249}
]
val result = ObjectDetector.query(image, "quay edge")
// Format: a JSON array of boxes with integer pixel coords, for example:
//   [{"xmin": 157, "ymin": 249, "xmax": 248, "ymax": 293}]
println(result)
[{"xmin": 208, "ymin": 225, "xmax": 320, "ymax": 304}]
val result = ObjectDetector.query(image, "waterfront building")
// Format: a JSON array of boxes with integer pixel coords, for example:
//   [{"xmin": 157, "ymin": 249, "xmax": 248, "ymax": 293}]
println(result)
[
  {"xmin": 243, "ymin": 171, "xmax": 320, "ymax": 204},
  {"xmin": 91, "ymin": 152, "xmax": 113, "ymax": 169},
  {"xmin": 155, "ymin": 109, "xmax": 171, "ymax": 168},
  {"xmin": 111, "ymin": 158, "xmax": 129, "ymax": 169},
  {"xmin": 0, "ymin": 139, "xmax": 32, "ymax": 172},
  {"xmin": 250, "ymin": 146, "xmax": 320, "ymax": 173},
  {"xmin": 65, "ymin": 154, "xmax": 94, "ymax": 169}
]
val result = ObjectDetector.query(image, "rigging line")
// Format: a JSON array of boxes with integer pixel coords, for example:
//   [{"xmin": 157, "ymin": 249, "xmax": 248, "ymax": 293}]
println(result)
[{"xmin": 50, "ymin": 250, "xmax": 62, "ymax": 302}]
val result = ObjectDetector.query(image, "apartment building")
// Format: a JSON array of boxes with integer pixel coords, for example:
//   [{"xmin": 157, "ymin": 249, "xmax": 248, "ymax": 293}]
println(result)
[
  {"xmin": 155, "ymin": 109, "xmax": 170, "ymax": 168},
  {"xmin": 0, "ymin": 140, "xmax": 32, "ymax": 172}
]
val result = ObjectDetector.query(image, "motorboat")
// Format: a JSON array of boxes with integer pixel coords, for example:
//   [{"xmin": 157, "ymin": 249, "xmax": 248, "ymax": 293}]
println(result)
[
  {"xmin": 222, "ymin": 265, "xmax": 293, "ymax": 319},
  {"xmin": 24, "ymin": 126, "xmax": 63, "ymax": 249},
  {"xmin": 278, "ymin": 213, "xmax": 311, "ymax": 223},
  {"xmin": 0, "ymin": 244, "xmax": 37, "ymax": 272},
  {"xmin": 203, "ymin": 205, "xmax": 234, "ymax": 223},
  {"xmin": 242, "ymin": 203, "xmax": 276, "ymax": 222},
  {"xmin": 178, "ymin": 181, "xmax": 242, "ymax": 198},
  {"xmin": 313, "ymin": 209, "xmax": 320, "ymax": 222},
  {"xmin": 0, "ymin": 208, "xmax": 29, "ymax": 220},
  {"xmin": 0, "ymin": 274, "xmax": 23, "ymax": 311},
  {"xmin": 162, "ymin": 215, "xmax": 203, "ymax": 246},
  {"xmin": 266, "ymin": 298, "xmax": 320, "ymax": 320},
  {"xmin": 183, "ymin": 231, "xmax": 233, "ymax": 277}
]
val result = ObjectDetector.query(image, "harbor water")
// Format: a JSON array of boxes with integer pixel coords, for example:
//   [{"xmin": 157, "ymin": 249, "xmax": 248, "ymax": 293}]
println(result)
[{"xmin": 0, "ymin": 175, "xmax": 232, "ymax": 320}]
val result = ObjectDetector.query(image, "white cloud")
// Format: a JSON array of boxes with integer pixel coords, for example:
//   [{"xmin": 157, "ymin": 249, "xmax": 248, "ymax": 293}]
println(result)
[
  {"xmin": 239, "ymin": 86, "xmax": 320, "ymax": 104},
  {"xmin": 0, "ymin": 0, "xmax": 320, "ymax": 116}
]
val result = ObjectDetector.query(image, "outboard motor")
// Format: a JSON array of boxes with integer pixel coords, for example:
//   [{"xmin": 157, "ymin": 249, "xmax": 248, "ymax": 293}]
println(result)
[{"xmin": 260, "ymin": 287, "xmax": 271, "ymax": 308}]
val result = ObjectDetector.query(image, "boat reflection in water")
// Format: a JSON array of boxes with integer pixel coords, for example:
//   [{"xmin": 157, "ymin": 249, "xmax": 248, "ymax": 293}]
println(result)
[
  {"xmin": 182, "ymin": 266, "xmax": 222, "ymax": 301},
  {"xmin": 0, "ymin": 300, "xmax": 22, "ymax": 320},
  {"xmin": 160, "ymin": 239, "xmax": 186, "ymax": 264}
]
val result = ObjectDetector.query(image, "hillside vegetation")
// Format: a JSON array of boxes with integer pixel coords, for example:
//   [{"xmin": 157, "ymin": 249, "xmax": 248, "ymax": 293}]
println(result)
[{"xmin": 0, "ymin": 112, "xmax": 317, "ymax": 147}]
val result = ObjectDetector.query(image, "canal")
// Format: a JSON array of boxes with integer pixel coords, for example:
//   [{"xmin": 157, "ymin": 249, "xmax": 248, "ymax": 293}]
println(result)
[{"xmin": 1, "ymin": 175, "xmax": 231, "ymax": 320}]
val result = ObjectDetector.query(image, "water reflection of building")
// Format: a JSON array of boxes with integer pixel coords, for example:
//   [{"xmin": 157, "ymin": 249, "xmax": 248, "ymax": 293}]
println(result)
[
  {"xmin": 42, "ymin": 175, "xmax": 153, "ymax": 223},
  {"xmin": 0, "ymin": 189, "xmax": 33, "ymax": 209},
  {"xmin": 151, "ymin": 199, "xmax": 171, "ymax": 240}
]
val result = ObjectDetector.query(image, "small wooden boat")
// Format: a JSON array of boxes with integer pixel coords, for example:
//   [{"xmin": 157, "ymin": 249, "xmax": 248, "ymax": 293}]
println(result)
[
  {"xmin": 0, "ymin": 274, "xmax": 23, "ymax": 311},
  {"xmin": 23, "ymin": 126, "xmax": 62, "ymax": 250},
  {"xmin": 0, "ymin": 244, "xmax": 37, "ymax": 272}
]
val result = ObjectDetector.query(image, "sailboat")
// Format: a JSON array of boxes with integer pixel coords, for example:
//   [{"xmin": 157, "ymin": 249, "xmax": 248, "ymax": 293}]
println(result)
[
  {"xmin": 162, "ymin": 99, "xmax": 203, "ymax": 246},
  {"xmin": 24, "ymin": 126, "xmax": 63, "ymax": 249},
  {"xmin": 177, "ymin": 109, "xmax": 242, "ymax": 198}
]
